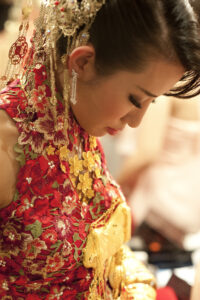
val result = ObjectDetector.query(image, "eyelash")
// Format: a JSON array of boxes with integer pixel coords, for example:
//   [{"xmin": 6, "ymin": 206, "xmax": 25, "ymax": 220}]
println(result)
[{"xmin": 128, "ymin": 95, "xmax": 142, "ymax": 109}]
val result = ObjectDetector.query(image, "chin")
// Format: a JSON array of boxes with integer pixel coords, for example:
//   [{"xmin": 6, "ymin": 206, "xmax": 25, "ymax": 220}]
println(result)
[
  {"xmin": 95, "ymin": 132, "xmax": 107, "ymax": 138},
  {"xmin": 86, "ymin": 127, "xmax": 106, "ymax": 137}
]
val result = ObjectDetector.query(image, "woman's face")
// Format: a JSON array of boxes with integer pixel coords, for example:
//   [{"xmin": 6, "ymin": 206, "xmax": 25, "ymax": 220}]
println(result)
[{"xmin": 71, "ymin": 58, "xmax": 184, "ymax": 137}]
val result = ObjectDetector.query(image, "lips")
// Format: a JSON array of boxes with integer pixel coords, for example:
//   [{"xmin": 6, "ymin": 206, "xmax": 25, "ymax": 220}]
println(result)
[{"xmin": 106, "ymin": 127, "xmax": 121, "ymax": 136}]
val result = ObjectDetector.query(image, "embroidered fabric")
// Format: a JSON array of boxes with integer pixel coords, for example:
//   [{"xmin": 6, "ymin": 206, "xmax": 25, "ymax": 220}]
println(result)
[{"xmin": 0, "ymin": 65, "xmax": 126, "ymax": 299}]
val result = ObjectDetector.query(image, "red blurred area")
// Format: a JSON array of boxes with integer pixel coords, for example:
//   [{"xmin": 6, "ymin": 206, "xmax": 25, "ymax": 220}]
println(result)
[{"xmin": 157, "ymin": 287, "xmax": 178, "ymax": 300}]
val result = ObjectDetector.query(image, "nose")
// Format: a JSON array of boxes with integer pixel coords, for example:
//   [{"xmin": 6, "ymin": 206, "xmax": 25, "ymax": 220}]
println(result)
[{"xmin": 122, "ymin": 100, "xmax": 151, "ymax": 128}]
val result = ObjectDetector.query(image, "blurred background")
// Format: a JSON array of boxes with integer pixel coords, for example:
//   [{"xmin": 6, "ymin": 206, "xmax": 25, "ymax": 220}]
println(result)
[
  {"xmin": 101, "ymin": 94, "xmax": 200, "ymax": 300},
  {"xmin": 1, "ymin": 1, "xmax": 200, "ymax": 299}
]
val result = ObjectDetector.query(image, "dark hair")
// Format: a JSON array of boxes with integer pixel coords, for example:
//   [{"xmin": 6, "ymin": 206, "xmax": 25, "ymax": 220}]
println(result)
[
  {"xmin": 58, "ymin": 0, "xmax": 200, "ymax": 98},
  {"xmin": 0, "ymin": 4, "xmax": 12, "ymax": 32}
]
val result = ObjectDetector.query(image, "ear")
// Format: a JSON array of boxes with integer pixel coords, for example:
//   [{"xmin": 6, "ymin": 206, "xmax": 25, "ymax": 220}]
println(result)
[{"xmin": 67, "ymin": 45, "xmax": 96, "ymax": 81}]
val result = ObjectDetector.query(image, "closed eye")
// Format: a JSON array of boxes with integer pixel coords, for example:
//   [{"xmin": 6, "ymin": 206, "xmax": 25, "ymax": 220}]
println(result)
[{"xmin": 128, "ymin": 94, "xmax": 142, "ymax": 109}]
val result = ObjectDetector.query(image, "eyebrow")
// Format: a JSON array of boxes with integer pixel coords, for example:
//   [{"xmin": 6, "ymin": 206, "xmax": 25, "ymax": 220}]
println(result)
[{"xmin": 137, "ymin": 86, "xmax": 158, "ymax": 98}]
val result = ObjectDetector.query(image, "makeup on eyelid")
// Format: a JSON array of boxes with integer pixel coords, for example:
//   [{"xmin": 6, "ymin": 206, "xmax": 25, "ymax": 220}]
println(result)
[{"xmin": 129, "ymin": 94, "xmax": 142, "ymax": 109}]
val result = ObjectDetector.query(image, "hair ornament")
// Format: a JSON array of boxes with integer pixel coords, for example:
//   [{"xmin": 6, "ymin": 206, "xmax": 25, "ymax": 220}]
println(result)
[
  {"xmin": 39, "ymin": 0, "xmax": 106, "ymax": 55},
  {"xmin": 0, "ymin": 0, "xmax": 107, "ymax": 136}
]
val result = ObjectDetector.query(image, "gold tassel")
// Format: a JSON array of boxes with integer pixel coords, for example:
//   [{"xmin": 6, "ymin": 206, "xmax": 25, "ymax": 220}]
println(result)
[
  {"xmin": 0, "ymin": 1, "xmax": 32, "ymax": 90},
  {"xmin": 49, "ymin": 45, "xmax": 58, "ymax": 128}
]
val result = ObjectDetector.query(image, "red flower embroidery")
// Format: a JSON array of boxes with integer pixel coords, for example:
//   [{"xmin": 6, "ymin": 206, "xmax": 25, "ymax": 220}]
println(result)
[
  {"xmin": 41, "ymin": 229, "xmax": 58, "ymax": 245},
  {"xmin": 62, "ymin": 288, "xmax": 77, "ymax": 299},
  {"xmin": 14, "ymin": 276, "xmax": 27, "ymax": 285},
  {"xmin": 0, "ymin": 275, "xmax": 9, "ymax": 297},
  {"xmin": 16, "ymin": 193, "xmax": 33, "ymax": 218},
  {"xmin": 35, "ymin": 112, "xmax": 66, "ymax": 146},
  {"xmin": 61, "ymin": 240, "xmax": 73, "ymax": 257},
  {"xmin": 25, "ymin": 294, "xmax": 42, "ymax": 300},
  {"xmin": 25, "ymin": 238, "xmax": 47, "ymax": 259},
  {"xmin": 46, "ymin": 285, "xmax": 65, "ymax": 300},
  {"xmin": 33, "ymin": 65, "xmax": 47, "ymax": 87},
  {"xmin": 45, "ymin": 253, "xmax": 64, "ymax": 273},
  {"xmin": 54, "ymin": 216, "xmax": 72, "ymax": 239},
  {"xmin": 50, "ymin": 191, "xmax": 62, "ymax": 208},
  {"xmin": 22, "ymin": 259, "xmax": 46, "ymax": 277},
  {"xmin": 18, "ymin": 130, "xmax": 45, "ymax": 154},
  {"xmin": 0, "ymin": 75, "xmax": 123, "ymax": 298},
  {"xmin": 62, "ymin": 194, "xmax": 77, "ymax": 215},
  {"xmin": 24, "ymin": 198, "xmax": 50, "ymax": 223}
]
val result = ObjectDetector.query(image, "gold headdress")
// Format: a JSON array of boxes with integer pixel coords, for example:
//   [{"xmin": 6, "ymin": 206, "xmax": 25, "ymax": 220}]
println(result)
[
  {"xmin": 0, "ymin": 0, "xmax": 106, "ymax": 129},
  {"xmin": 42, "ymin": 0, "xmax": 106, "ymax": 52},
  {"xmin": 33, "ymin": 0, "xmax": 106, "ymax": 128}
]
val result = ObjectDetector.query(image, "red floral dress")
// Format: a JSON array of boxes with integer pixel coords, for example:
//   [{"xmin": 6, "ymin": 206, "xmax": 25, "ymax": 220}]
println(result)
[{"xmin": 0, "ymin": 64, "xmax": 126, "ymax": 299}]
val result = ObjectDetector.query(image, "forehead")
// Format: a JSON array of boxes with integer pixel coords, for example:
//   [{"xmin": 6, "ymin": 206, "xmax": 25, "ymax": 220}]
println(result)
[{"xmin": 111, "ymin": 58, "xmax": 185, "ymax": 98}]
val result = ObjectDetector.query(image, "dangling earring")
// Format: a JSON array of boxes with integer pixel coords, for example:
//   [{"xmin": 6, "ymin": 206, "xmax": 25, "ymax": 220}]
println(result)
[{"xmin": 70, "ymin": 69, "xmax": 78, "ymax": 105}]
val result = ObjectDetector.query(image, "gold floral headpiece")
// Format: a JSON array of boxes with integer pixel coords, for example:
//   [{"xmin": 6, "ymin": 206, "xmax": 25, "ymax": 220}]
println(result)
[
  {"xmin": 45, "ymin": 0, "xmax": 105, "ymax": 42},
  {"xmin": 38, "ymin": 0, "xmax": 106, "ymax": 56},
  {"xmin": 0, "ymin": 0, "xmax": 106, "ymax": 134},
  {"xmin": 0, "ymin": 0, "xmax": 106, "ymax": 89},
  {"xmin": 33, "ymin": 0, "xmax": 107, "ymax": 127}
]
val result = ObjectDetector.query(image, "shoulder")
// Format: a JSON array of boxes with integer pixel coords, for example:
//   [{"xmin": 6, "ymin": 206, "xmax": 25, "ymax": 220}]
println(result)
[
  {"xmin": 0, "ymin": 110, "xmax": 19, "ymax": 142},
  {"xmin": 0, "ymin": 110, "xmax": 19, "ymax": 209}
]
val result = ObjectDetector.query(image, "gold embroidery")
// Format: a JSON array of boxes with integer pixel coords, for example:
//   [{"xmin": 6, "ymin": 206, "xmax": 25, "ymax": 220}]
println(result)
[
  {"xmin": 46, "ymin": 145, "xmax": 55, "ymax": 156},
  {"xmin": 55, "ymin": 134, "xmax": 102, "ymax": 204},
  {"xmin": 108, "ymin": 246, "xmax": 156, "ymax": 299},
  {"xmin": 83, "ymin": 202, "xmax": 131, "ymax": 299}
]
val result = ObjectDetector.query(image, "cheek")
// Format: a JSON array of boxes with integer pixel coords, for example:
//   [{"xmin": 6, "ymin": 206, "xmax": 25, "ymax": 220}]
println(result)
[
  {"xmin": 122, "ymin": 101, "xmax": 151, "ymax": 128},
  {"xmin": 99, "ymin": 95, "xmax": 129, "ymax": 120},
  {"xmin": 101, "ymin": 105, "xmax": 127, "ymax": 122}
]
